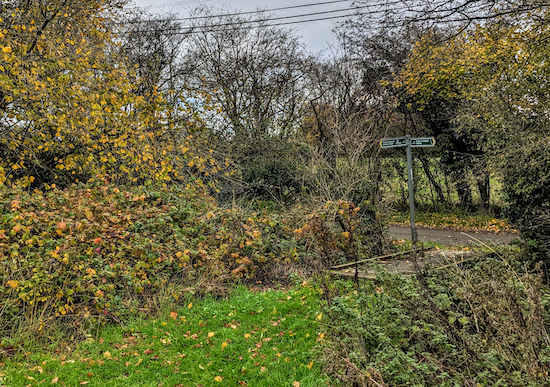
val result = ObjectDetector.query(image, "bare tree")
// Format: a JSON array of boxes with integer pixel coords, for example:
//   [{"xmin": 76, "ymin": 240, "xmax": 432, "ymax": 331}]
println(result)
[
  {"xmin": 115, "ymin": 11, "xmax": 189, "ymax": 96},
  {"xmin": 297, "ymin": 51, "xmax": 396, "ymax": 210},
  {"xmin": 180, "ymin": 6, "xmax": 309, "ymax": 142},
  {"xmin": 346, "ymin": 0, "xmax": 548, "ymax": 31},
  {"xmin": 172, "ymin": 6, "xmax": 314, "ymax": 200},
  {"xmin": 303, "ymin": 54, "xmax": 390, "ymax": 169}
]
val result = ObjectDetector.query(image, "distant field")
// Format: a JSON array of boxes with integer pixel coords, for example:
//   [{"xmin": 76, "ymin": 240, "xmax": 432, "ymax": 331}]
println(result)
[{"xmin": 379, "ymin": 156, "xmax": 505, "ymax": 212}]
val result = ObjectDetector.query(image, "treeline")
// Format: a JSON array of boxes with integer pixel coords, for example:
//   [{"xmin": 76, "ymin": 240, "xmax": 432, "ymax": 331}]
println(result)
[{"xmin": 1, "ymin": 0, "xmax": 550, "ymax": 260}]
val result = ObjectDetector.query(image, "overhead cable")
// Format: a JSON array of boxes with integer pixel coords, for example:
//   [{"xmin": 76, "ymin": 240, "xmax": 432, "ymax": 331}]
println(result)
[
  {"xmin": 127, "ymin": 0, "xmax": 356, "ymax": 19},
  {"xmin": 118, "ymin": 0, "xmax": 408, "ymax": 35}
]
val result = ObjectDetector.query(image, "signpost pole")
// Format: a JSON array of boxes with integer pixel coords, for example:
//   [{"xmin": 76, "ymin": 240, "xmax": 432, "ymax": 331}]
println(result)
[
  {"xmin": 380, "ymin": 135, "xmax": 433, "ymax": 246},
  {"xmin": 405, "ymin": 136, "xmax": 417, "ymax": 245}
]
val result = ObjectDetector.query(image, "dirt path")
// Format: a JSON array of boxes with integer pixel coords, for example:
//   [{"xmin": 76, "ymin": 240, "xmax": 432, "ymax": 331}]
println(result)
[{"xmin": 389, "ymin": 225, "xmax": 519, "ymax": 246}]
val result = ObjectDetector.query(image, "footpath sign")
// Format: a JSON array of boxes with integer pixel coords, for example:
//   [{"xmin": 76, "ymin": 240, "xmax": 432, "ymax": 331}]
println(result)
[
  {"xmin": 380, "ymin": 136, "xmax": 435, "ymax": 244},
  {"xmin": 410, "ymin": 137, "xmax": 436, "ymax": 147},
  {"xmin": 380, "ymin": 137, "xmax": 407, "ymax": 148}
]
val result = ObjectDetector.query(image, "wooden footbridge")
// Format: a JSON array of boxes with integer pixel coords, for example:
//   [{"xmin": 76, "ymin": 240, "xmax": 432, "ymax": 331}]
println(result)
[{"xmin": 331, "ymin": 248, "xmax": 475, "ymax": 279}]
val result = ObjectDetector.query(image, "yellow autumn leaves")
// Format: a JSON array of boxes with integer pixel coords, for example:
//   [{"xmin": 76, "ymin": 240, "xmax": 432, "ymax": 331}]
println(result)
[
  {"xmin": 6, "ymin": 280, "xmax": 18, "ymax": 288},
  {"xmin": 0, "ymin": 0, "xmax": 218, "ymax": 189},
  {"xmin": 396, "ymin": 22, "xmax": 540, "ymax": 110}
]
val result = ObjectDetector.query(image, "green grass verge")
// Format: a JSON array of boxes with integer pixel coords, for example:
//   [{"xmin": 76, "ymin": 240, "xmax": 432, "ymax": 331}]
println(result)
[{"xmin": 0, "ymin": 285, "xmax": 331, "ymax": 387}]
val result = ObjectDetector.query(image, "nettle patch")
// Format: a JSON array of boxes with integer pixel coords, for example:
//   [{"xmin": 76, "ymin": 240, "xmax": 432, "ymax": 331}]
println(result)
[{"xmin": 0, "ymin": 183, "xmax": 299, "ymax": 332}]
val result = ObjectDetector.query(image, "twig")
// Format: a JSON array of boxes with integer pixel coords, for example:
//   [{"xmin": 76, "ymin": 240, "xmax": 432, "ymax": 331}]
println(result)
[{"xmin": 339, "ymin": 355, "xmax": 386, "ymax": 387}]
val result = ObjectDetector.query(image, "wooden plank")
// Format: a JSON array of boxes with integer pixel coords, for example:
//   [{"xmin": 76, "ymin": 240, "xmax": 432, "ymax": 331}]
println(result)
[
  {"xmin": 330, "ymin": 270, "xmax": 378, "ymax": 279},
  {"xmin": 331, "ymin": 255, "xmax": 478, "ymax": 280}
]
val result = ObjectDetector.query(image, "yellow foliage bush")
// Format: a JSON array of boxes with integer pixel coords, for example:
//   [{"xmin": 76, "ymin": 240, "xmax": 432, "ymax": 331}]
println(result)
[
  {"xmin": 0, "ymin": 182, "xmax": 300, "ymax": 332},
  {"xmin": 0, "ymin": 0, "xmax": 214, "ymax": 188}
]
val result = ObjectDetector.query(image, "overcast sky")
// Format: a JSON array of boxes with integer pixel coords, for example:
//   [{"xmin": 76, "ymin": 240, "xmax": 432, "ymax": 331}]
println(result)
[{"xmin": 130, "ymin": 0, "xmax": 356, "ymax": 54}]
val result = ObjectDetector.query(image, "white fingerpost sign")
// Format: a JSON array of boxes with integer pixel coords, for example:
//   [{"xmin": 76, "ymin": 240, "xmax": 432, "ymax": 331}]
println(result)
[{"xmin": 380, "ymin": 135, "xmax": 435, "ymax": 244}]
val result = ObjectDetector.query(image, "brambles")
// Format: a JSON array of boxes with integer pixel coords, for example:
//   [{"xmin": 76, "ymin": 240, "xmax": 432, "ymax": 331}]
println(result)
[
  {"xmin": 321, "ymin": 252, "xmax": 550, "ymax": 386},
  {"xmin": 0, "ymin": 182, "xmax": 300, "ymax": 334}
]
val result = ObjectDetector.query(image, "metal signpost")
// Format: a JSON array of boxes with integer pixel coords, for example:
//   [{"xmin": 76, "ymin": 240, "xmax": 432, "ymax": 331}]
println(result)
[{"xmin": 380, "ymin": 135, "xmax": 435, "ymax": 244}]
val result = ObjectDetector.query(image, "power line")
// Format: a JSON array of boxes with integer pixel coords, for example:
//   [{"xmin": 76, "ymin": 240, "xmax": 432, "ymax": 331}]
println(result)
[
  {"xmin": 190, "ymin": 12, "xmax": 358, "ymax": 31},
  {"xmin": 120, "ymin": 11, "xmax": 405, "ymax": 37},
  {"xmin": 118, "ymin": 1, "xmax": 408, "ymax": 35},
  {"xmin": 127, "ymin": 6, "xmax": 364, "ymax": 31},
  {"xmin": 127, "ymin": 0, "xmax": 212, "ymax": 9},
  {"xmin": 129, "ymin": 0, "xmax": 356, "ymax": 19},
  {"xmin": 117, "ymin": 15, "xmax": 352, "ymax": 36}
]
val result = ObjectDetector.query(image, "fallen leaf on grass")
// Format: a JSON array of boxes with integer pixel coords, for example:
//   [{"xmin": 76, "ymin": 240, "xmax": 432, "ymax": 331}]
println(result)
[
  {"xmin": 51, "ymin": 376, "xmax": 59, "ymax": 384},
  {"xmin": 170, "ymin": 311, "xmax": 178, "ymax": 320},
  {"xmin": 214, "ymin": 376, "xmax": 223, "ymax": 382},
  {"xmin": 80, "ymin": 381, "xmax": 90, "ymax": 385},
  {"xmin": 293, "ymin": 382, "xmax": 300, "ymax": 387},
  {"xmin": 260, "ymin": 366, "xmax": 267, "ymax": 373},
  {"xmin": 207, "ymin": 332, "xmax": 215, "ymax": 338}
]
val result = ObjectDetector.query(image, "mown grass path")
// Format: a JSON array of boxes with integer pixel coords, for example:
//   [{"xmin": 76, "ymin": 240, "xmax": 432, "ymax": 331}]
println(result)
[{"xmin": 1, "ymin": 286, "xmax": 331, "ymax": 387}]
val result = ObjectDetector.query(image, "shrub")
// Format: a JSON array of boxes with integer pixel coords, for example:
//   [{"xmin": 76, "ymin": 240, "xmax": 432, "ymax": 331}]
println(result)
[
  {"xmin": 323, "ymin": 253, "xmax": 550, "ymax": 386},
  {"xmin": 243, "ymin": 158, "xmax": 301, "ymax": 201},
  {"xmin": 0, "ymin": 182, "xmax": 300, "ymax": 334}
]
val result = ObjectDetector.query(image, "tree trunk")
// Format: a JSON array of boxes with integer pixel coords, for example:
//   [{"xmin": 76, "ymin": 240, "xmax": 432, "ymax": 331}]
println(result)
[
  {"xmin": 456, "ymin": 176, "xmax": 472, "ymax": 210},
  {"xmin": 477, "ymin": 173, "xmax": 490, "ymax": 209},
  {"xmin": 418, "ymin": 152, "xmax": 446, "ymax": 207}
]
